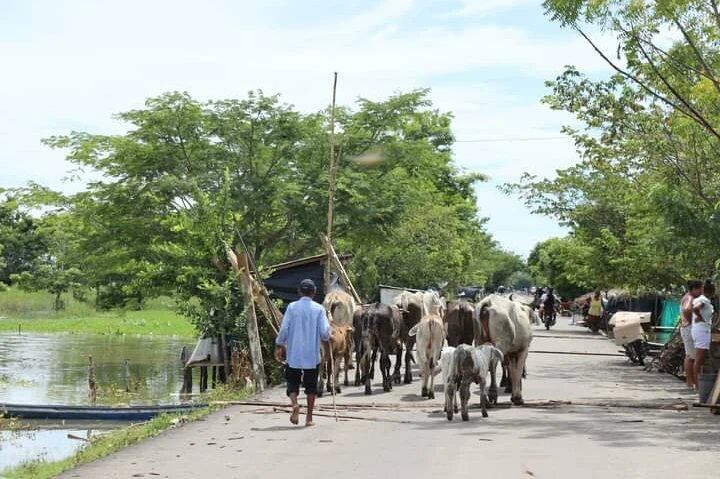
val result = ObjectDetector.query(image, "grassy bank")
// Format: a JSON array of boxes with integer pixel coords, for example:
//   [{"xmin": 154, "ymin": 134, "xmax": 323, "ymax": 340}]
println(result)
[
  {"xmin": 0, "ymin": 289, "xmax": 195, "ymax": 338},
  {"xmin": 3, "ymin": 387, "xmax": 251, "ymax": 479}
]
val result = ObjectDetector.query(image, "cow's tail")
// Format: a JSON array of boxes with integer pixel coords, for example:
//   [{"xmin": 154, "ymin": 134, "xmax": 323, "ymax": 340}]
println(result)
[{"xmin": 408, "ymin": 323, "xmax": 420, "ymax": 337}]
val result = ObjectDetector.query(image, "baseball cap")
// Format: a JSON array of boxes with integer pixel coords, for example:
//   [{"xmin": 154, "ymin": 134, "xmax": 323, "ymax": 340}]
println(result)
[{"xmin": 299, "ymin": 279, "xmax": 317, "ymax": 294}]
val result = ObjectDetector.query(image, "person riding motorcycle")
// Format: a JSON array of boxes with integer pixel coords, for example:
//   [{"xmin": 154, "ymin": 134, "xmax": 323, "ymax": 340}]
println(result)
[{"xmin": 540, "ymin": 288, "xmax": 558, "ymax": 325}]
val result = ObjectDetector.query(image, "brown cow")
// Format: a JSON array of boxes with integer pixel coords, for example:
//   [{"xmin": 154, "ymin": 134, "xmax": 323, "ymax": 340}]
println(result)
[
  {"xmin": 359, "ymin": 303, "xmax": 400, "ymax": 395},
  {"xmin": 444, "ymin": 299, "xmax": 475, "ymax": 347},
  {"xmin": 318, "ymin": 322, "xmax": 354, "ymax": 396},
  {"xmin": 392, "ymin": 291, "xmax": 423, "ymax": 384}
]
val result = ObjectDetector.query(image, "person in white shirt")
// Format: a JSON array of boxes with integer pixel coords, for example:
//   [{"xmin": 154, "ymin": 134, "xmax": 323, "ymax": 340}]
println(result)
[{"xmin": 691, "ymin": 279, "xmax": 715, "ymax": 387}]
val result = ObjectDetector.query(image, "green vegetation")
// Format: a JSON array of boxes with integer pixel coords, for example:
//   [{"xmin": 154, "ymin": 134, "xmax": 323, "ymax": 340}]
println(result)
[
  {"xmin": 2, "ymin": 386, "xmax": 251, "ymax": 479},
  {"xmin": 0, "ymin": 288, "xmax": 194, "ymax": 337},
  {"xmin": 509, "ymin": 0, "xmax": 720, "ymax": 292},
  {"xmin": 2, "ymin": 89, "xmax": 525, "ymax": 357}
]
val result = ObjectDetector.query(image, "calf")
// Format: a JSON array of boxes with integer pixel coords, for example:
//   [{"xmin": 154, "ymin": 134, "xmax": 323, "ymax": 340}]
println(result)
[
  {"xmin": 444, "ymin": 300, "xmax": 475, "ymax": 347},
  {"xmin": 318, "ymin": 323, "xmax": 354, "ymax": 397},
  {"xmin": 359, "ymin": 303, "xmax": 400, "ymax": 395},
  {"xmin": 444, "ymin": 344, "xmax": 503, "ymax": 421},
  {"xmin": 408, "ymin": 315, "xmax": 445, "ymax": 399}
]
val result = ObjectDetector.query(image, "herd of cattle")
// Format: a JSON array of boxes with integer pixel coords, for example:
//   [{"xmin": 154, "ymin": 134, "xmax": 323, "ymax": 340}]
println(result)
[{"xmin": 320, "ymin": 289, "xmax": 539, "ymax": 421}]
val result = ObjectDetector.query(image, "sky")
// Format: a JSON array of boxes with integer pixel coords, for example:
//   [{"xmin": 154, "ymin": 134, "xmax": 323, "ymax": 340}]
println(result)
[{"xmin": 0, "ymin": 0, "xmax": 613, "ymax": 256}]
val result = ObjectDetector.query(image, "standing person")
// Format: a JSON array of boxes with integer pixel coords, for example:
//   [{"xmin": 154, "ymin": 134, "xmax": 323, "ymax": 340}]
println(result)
[
  {"xmin": 681, "ymin": 280, "xmax": 703, "ymax": 389},
  {"xmin": 587, "ymin": 290, "xmax": 603, "ymax": 333},
  {"xmin": 275, "ymin": 279, "xmax": 330, "ymax": 427},
  {"xmin": 692, "ymin": 279, "xmax": 715, "ymax": 390}
]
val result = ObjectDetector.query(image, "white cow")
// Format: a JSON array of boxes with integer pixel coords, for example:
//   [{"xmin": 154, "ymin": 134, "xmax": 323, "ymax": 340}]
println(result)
[
  {"xmin": 408, "ymin": 314, "xmax": 445, "ymax": 399},
  {"xmin": 474, "ymin": 294, "xmax": 533, "ymax": 405},
  {"xmin": 443, "ymin": 344, "xmax": 503, "ymax": 420}
]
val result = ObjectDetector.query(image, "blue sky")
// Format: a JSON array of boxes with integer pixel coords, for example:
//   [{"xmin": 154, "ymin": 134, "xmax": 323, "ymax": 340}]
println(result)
[{"xmin": 0, "ymin": 0, "xmax": 612, "ymax": 256}]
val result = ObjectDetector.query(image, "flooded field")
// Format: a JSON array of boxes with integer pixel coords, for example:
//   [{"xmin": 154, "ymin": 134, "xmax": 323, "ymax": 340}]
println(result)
[
  {"xmin": 0, "ymin": 332, "xmax": 194, "ymax": 406},
  {"xmin": 0, "ymin": 332, "xmax": 195, "ymax": 474}
]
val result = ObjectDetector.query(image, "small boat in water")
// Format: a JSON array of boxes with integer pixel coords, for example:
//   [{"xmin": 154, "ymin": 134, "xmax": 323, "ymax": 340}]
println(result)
[{"xmin": 0, "ymin": 402, "xmax": 208, "ymax": 421}]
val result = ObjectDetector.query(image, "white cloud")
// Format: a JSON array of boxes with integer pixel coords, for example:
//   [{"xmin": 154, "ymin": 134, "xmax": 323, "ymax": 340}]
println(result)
[
  {"xmin": 445, "ymin": 0, "xmax": 532, "ymax": 18},
  {"xmin": 0, "ymin": 0, "xmax": 610, "ymax": 254}
]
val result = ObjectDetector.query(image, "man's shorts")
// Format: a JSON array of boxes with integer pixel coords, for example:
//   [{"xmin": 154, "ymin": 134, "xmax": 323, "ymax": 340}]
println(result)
[
  {"xmin": 681, "ymin": 324, "xmax": 696, "ymax": 359},
  {"xmin": 285, "ymin": 365, "xmax": 319, "ymax": 396},
  {"xmin": 692, "ymin": 323, "xmax": 711, "ymax": 350}
]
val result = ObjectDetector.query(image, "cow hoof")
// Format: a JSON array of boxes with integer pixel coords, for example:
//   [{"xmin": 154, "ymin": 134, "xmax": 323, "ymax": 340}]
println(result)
[
  {"xmin": 317, "ymin": 390, "xmax": 324, "ymax": 398},
  {"xmin": 446, "ymin": 412, "xmax": 453, "ymax": 421},
  {"xmin": 404, "ymin": 376, "xmax": 412, "ymax": 384},
  {"xmin": 454, "ymin": 406, "xmax": 459, "ymax": 413},
  {"xmin": 488, "ymin": 389, "xmax": 498, "ymax": 405},
  {"xmin": 511, "ymin": 396, "xmax": 524, "ymax": 406},
  {"xmin": 421, "ymin": 387, "xmax": 428, "ymax": 397},
  {"xmin": 364, "ymin": 388, "xmax": 372, "ymax": 395},
  {"xmin": 393, "ymin": 375, "xmax": 401, "ymax": 385},
  {"xmin": 461, "ymin": 413, "xmax": 469, "ymax": 421},
  {"xmin": 482, "ymin": 410, "xmax": 488, "ymax": 418},
  {"xmin": 335, "ymin": 387, "xmax": 341, "ymax": 394},
  {"xmin": 428, "ymin": 391, "xmax": 435, "ymax": 400},
  {"xmin": 344, "ymin": 379, "xmax": 349, "ymax": 387},
  {"xmin": 383, "ymin": 385, "xmax": 391, "ymax": 392}
]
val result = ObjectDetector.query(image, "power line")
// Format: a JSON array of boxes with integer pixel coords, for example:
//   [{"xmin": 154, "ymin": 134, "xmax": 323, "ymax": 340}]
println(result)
[{"xmin": 455, "ymin": 136, "xmax": 572, "ymax": 143}]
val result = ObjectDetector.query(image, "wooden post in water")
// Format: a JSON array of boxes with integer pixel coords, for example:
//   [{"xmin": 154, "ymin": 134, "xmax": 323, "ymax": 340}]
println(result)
[
  {"xmin": 88, "ymin": 356, "xmax": 97, "ymax": 404},
  {"xmin": 180, "ymin": 346, "xmax": 193, "ymax": 395},
  {"xmin": 124, "ymin": 359, "xmax": 131, "ymax": 393},
  {"xmin": 200, "ymin": 366, "xmax": 208, "ymax": 393}
]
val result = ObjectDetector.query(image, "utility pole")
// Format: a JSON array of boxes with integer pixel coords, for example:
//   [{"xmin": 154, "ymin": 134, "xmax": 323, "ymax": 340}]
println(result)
[{"xmin": 324, "ymin": 72, "xmax": 339, "ymax": 291}]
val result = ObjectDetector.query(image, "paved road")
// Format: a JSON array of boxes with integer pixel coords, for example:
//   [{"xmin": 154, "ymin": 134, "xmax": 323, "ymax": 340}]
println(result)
[{"xmin": 62, "ymin": 320, "xmax": 719, "ymax": 479}]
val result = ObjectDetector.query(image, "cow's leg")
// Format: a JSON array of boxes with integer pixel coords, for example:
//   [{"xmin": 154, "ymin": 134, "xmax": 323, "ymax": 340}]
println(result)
[
  {"xmin": 381, "ymin": 352, "xmax": 391, "ymax": 392},
  {"xmin": 343, "ymin": 350, "xmax": 351, "ymax": 387},
  {"xmin": 460, "ymin": 378, "xmax": 471, "ymax": 421},
  {"xmin": 427, "ymin": 358, "xmax": 436, "ymax": 399},
  {"xmin": 404, "ymin": 338, "xmax": 415, "ymax": 384},
  {"xmin": 511, "ymin": 349, "xmax": 528, "ymax": 405},
  {"xmin": 420, "ymin": 360, "xmax": 429, "ymax": 397},
  {"xmin": 503, "ymin": 360, "xmax": 512, "ymax": 393},
  {"xmin": 369, "ymin": 348, "xmax": 378, "ymax": 381},
  {"xmin": 488, "ymin": 356, "xmax": 498, "ymax": 405},
  {"xmin": 445, "ymin": 379, "xmax": 455, "ymax": 420},
  {"xmin": 479, "ymin": 377, "xmax": 489, "ymax": 418},
  {"xmin": 334, "ymin": 354, "xmax": 342, "ymax": 394},
  {"xmin": 317, "ymin": 360, "xmax": 326, "ymax": 398},
  {"xmin": 354, "ymin": 349, "xmax": 362, "ymax": 387},
  {"xmin": 393, "ymin": 343, "xmax": 402, "ymax": 384},
  {"xmin": 360, "ymin": 349, "xmax": 372, "ymax": 395}
]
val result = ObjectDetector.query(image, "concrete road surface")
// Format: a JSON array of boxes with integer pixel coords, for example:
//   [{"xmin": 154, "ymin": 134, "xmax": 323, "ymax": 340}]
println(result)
[{"xmin": 61, "ymin": 320, "xmax": 720, "ymax": 479}]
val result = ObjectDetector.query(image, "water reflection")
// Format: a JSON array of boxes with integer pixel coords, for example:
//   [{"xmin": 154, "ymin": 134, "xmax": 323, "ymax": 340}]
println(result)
[{"xmin": 0, "ymin": 333, "xmax": 194, "ymax": 405}]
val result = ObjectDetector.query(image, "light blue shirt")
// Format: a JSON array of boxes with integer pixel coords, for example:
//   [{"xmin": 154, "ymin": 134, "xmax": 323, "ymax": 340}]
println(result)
[{"xmin": 275, "ymin": 296, "xmax": 330, "ymax": 369}]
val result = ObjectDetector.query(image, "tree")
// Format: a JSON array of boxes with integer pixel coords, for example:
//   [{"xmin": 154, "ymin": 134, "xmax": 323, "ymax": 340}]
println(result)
[
  {"xmin": 0, "ymin": 198, "xmax": 46, "ymax": 285},
  {"xmin": 41, "ymin": 89, "xmax": 502, "ymax": 337},
  {"xmin": 508, "ymin": 1, "xmax": 720, "ymax": 290}
]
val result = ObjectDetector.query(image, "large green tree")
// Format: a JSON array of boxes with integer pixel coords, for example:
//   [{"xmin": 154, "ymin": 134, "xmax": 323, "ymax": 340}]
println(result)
[
  {"xmin": 510, "ymin": 1, "xmax": 720, "ymax": 290},
  {"xmin": 39, "ymin": 89, "xmax": 502, "ymax": 333}
]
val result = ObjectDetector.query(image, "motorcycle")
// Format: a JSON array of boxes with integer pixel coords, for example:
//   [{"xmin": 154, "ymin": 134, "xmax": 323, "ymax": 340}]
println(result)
[
  {"xmin": 608, "ymin": 311, "xmax": 651, "ymax": 365},
  {"xmin": 540, "ymin": 305, "xmax": 557, "ymax": 330}
]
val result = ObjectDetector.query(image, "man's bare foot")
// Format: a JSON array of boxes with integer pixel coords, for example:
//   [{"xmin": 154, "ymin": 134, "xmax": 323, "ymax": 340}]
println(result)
[{"xmin": 290, "ymin": 405, "xmax": 300, "ymax": 425}]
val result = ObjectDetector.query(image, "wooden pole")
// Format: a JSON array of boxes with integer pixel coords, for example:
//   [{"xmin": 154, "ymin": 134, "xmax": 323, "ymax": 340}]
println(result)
[
  {"xmin": 320, "ymin": 234, "xmax": 361, "ymax": 304},
  {"xmin": 329, "ymin": 341, "xmax": 338, "ymax": 422},
  {"xmin": 220, "ymin": 332, "xmax": 231, "ymax": 384},
  {"xmin": 124, "ymin": 359, "xmax": 130, "ymax": 393},
  {"xmin": 180, "ymin": 346, "xmax": 193, "ymax": 395},
  {"xmin": 88, "ymin": 356, "xmax": 97, "ymax": 405},
  {"xmin": 325, "ymin": 72, "xmax": 339, "ymax": 291},
  {"xmin": 200, "ymin": 367, "xmax": 208, "ymax": 393},
  {"xmin": 238, "ymin": 252, "xmax": 267, "ymax": 392}
]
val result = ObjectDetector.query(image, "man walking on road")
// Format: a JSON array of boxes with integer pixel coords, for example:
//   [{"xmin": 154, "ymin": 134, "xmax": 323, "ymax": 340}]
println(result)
[{"xmin": 275, "ymin": 279, "xmax": 330, "ymax": 426}]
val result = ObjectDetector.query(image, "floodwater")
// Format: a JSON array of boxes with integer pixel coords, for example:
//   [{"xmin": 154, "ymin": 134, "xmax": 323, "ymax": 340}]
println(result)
[
  {"xmin": 0, "ymin": 332, "xmax": 194, "ymax": 405},
  {"xmin": 0, "ymin": 421, "xmax": 123, "ymax": 474},
  {"xmin": 0, "ymin": 333, "xmax": 195, "ymax": 474}
]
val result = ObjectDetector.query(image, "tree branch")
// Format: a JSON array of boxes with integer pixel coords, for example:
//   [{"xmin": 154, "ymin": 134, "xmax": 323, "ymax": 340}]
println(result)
[{"xmin": 671, "ymin": 16, "xmax": 720, "ymax": 95}]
